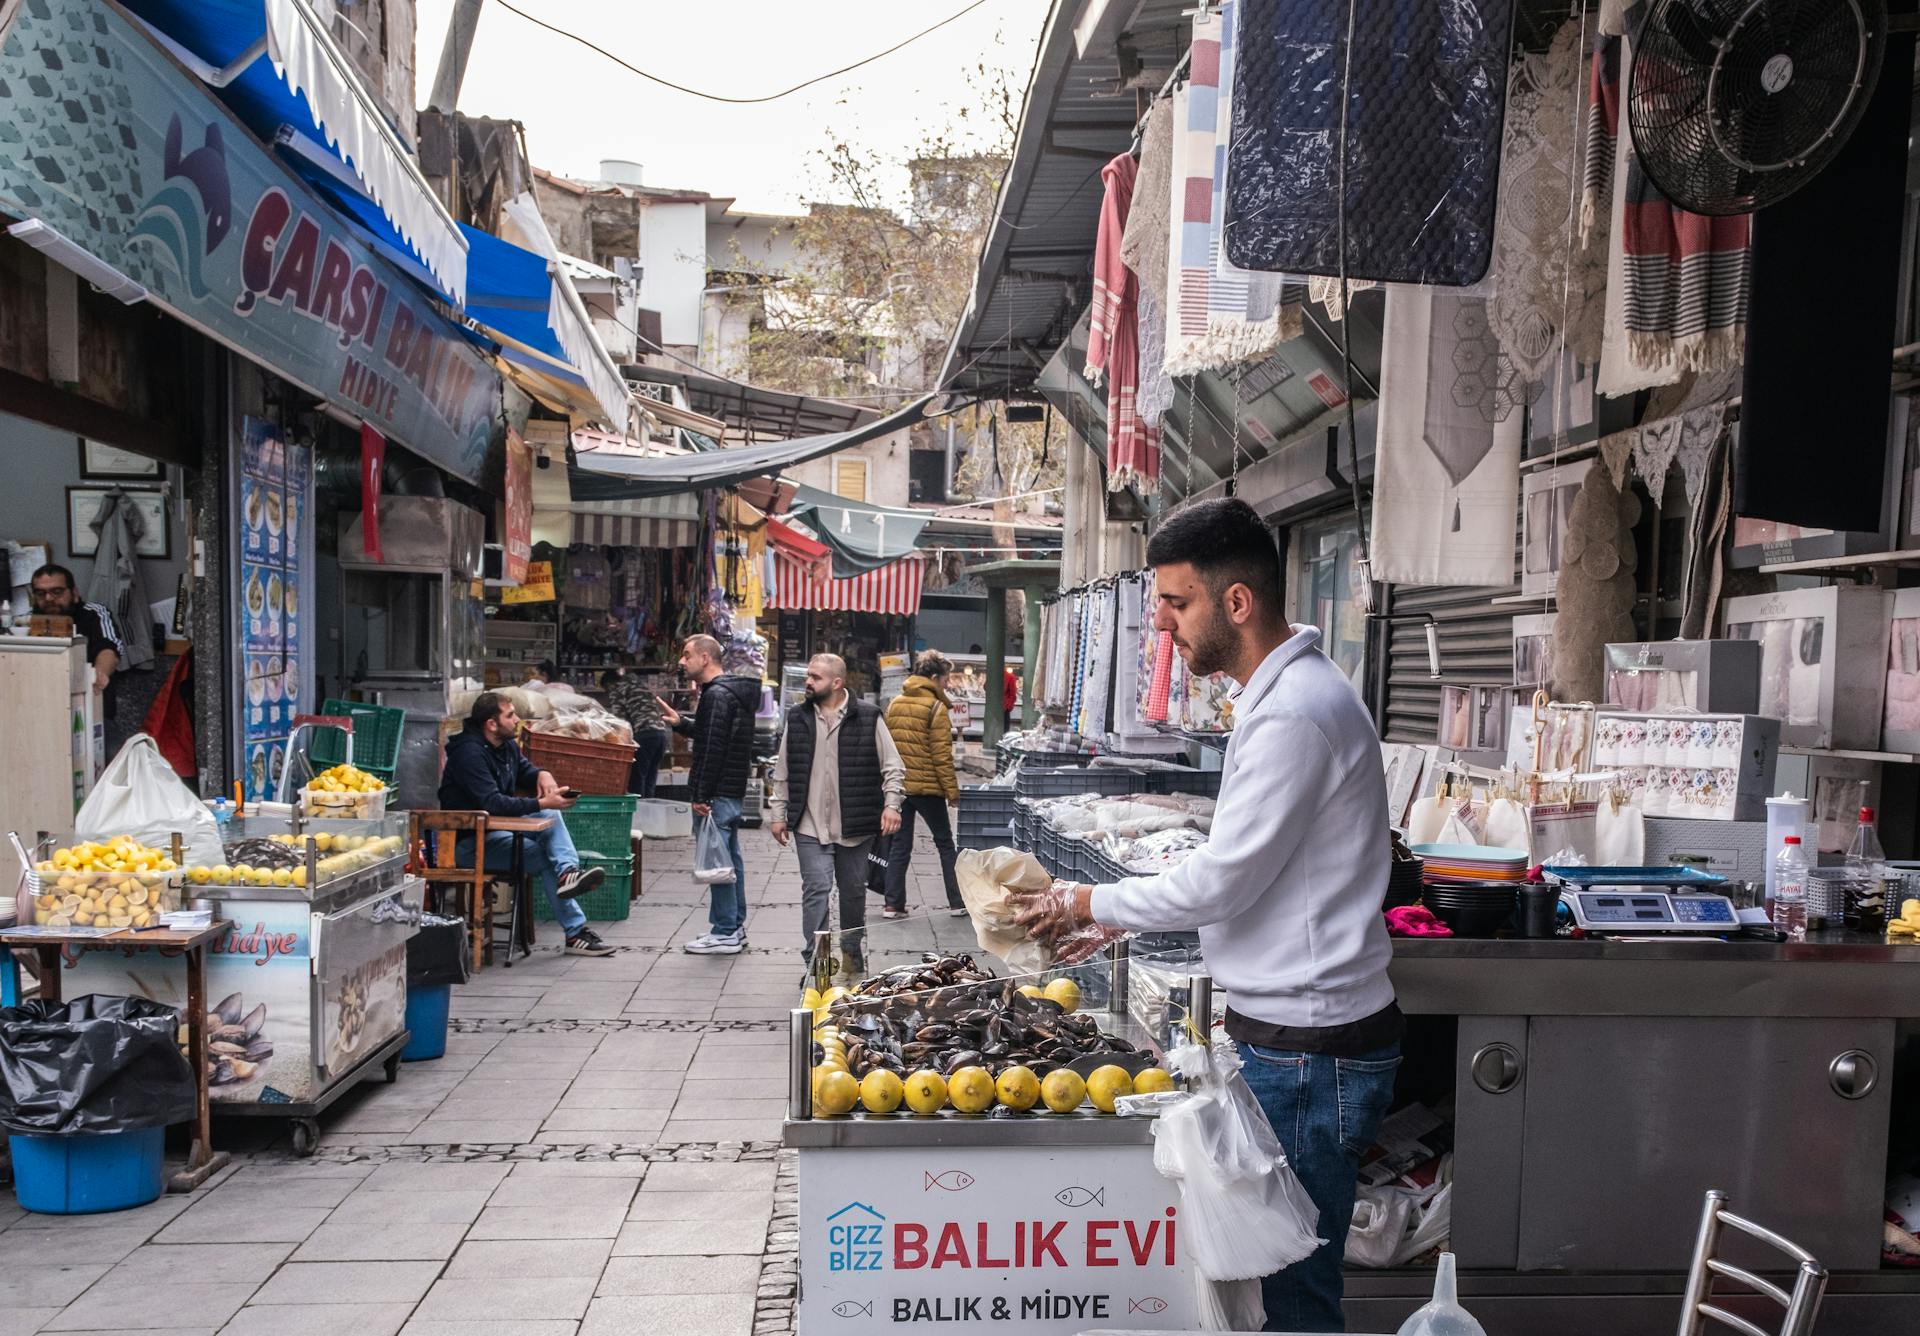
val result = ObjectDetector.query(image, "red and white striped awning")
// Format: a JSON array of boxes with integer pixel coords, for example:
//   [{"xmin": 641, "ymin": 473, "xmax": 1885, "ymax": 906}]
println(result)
[{"xmin": 771, "ymin": 549, "xmax": 923, "ymax": 616}]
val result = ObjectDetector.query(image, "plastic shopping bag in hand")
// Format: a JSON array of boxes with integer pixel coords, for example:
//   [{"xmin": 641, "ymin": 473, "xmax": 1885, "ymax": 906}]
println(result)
[
  {"xmin": 692, "ymin": 815, "xmax": 736, "ymax": 885},
  {"xmin": 1151, "ymin": 1040, "xmax": 1324, "ymax": 1284}
]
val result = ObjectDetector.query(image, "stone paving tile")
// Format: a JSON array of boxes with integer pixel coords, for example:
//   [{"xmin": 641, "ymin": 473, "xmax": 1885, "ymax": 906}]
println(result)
[
  {"xmin": 657, "ymin": 1117, "xmax": 784, "ymax": 1142},
  {"xmin": 0, "ymin": 1308, "xmax": 59, "ymax": 1336},
  {"xmin": 539, "ymin": 1108, "xmax": 668, "ymax": 1135},
  {"xmin": 42, "ymin": 1280, "xmax": 257, "ymax": 1332},
  {"xmin": 291, "ymin": 1219, "xmax": 471, "ymax": 1263},
  {"xmin": 109, "ymin": 1243, "xmax": 296, "ymax": 1285},
  {"xmin": 609, "ymin": 1218, "xmax": 768, "ymax": 1257},
  {"xmin": 502, "ymin": 1160, "xmax": 649, "ymax": 1179},
  {"xmin": 485, "ymin": 1175, "xmax": 637, "ymax": 1211},
  {"xmin": 581, "ymin": 1293, "xmax": 755, "ymax": 1336},
  {"xmin": 412, "ymin": 1276, "xmax": 597, "ymax": 1323},
  {"xmin": 248, "ymin": 1261, "xmax": 444, "ymax": 1305},
  {"xmin": 401, "ymin": 1120, "xmax": 545, "ymax": 1145},
  {"xmin": 399, "ymin": 1322, "xmax": 579, "ymax": 1336},
  {"xmin": 327, "ymin": 1189, "xmax": 493, "ymax": 1227},
  {"xmin": 6, "ymin": 1195, "xmax": 191, "ymax": 1233},
  {"xmin": 154, "ymin": 1201, "xmax": 331, "ymax": 1246},
  {"xmin": 0, "ymin": 1230, "xmax": 151, "ymax": 1269},
  {"xmin": 552, "ymin": 1084, "xmax": 680, "ymax": 1111},
  {"xmin": 221, "ymin": 1304, "xmax": 415, "ymax": 1336},
  {"xmin": 358, "ymin": 1161, "xmax": 515, "ymax": 1193},
  {"xmin": 444, "ymin": 1237, "xmax": 613, "ymax": 1279},
  {"xmin": 624, "ymin": 1190, "xmax": 772, "ymax": 1223},
  {"xmin": 0, "ymin": 1267, "xmax": 114, "ymax": 1311},
  {"xmin": 596, "ymin": 1252, "xmax": 761, "ymax": 1296},
  {"xmin": 465, "ymin": 1205, "xmax": 630, "ymax": 1242}
]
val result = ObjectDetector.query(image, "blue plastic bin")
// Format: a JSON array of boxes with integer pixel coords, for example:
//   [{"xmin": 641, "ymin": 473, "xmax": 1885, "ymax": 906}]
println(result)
[
  {"xmin": 9, "ymin": 1127, "xmax": 165, "ymax": 1214},
  {"xmin": 402, "ymin": 984, "xmax": 451, "ymax": 1061}
]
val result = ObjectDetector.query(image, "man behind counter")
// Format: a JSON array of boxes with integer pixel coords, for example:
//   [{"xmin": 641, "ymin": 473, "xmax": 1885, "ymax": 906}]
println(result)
[
  {"xmin": 29, "ymin": 563, "xmax": 123, "ymax": 705},
  {"xmin": 1015, "ymin": 497, "xmax": 1399, "ymax": 1334}
]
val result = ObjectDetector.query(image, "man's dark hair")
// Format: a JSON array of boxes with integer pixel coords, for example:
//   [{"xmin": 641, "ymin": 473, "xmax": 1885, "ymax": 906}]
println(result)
[
  {"xmin": 30, "ymin": 563, "xmax": 76, "ymax": 591},
  {"xmin": 1145, "ymin": 498, "xmax": 1282, "ymax": 610},
  {"xmin": 536, "ymin": 659, "xmax": 556, "ymax": 680},
  {"xmin": 467, "ymin": 691, "xmax": 510, "ymax": 728}
]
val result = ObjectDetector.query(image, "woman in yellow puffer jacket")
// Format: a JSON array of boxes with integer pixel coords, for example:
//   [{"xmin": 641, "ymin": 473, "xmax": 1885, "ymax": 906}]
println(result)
[{"xmin": 879, "ymin": 651, "xmax": 965, "ymax": 918}]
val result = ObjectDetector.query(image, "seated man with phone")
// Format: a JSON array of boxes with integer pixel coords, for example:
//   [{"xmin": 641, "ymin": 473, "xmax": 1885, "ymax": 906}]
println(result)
[{"xmin": 439, "ymin": 691, "xmax": 615, "ymax": 957}]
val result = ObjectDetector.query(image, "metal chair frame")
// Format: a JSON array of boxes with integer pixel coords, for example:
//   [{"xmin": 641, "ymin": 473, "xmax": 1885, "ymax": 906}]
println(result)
[{"xmin": 1678, "ymin": 1189, "xmax": 1828, "ymax": 1336}]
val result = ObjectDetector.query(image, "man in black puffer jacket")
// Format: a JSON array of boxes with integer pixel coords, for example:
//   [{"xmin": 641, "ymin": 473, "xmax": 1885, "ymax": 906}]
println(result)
[{"xmin": 659, "ymin": 634, "xmax": 761, "ymax": 954}]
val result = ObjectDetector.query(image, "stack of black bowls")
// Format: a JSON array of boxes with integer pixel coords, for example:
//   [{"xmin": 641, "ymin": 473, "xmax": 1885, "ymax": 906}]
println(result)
[
  {"xmin": 1386, "ymin": 832, "xmax": 1424, "ymax": 909},
  {"xmin": 1421, "ymin": 882, "xmax": 1519, "ymax": 937}
]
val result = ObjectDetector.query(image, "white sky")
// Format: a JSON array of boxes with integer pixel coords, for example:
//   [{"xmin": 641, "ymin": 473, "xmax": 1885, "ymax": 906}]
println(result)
[{"xmin": 414, "ymin": 0, "xmax": 1048, "ymax": 215}]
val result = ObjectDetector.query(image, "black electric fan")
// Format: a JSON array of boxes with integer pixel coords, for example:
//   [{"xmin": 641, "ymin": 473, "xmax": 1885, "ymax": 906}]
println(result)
[{"xmin": 1628, "ymin": 0, "xmax": 1889, "ymax": 215}]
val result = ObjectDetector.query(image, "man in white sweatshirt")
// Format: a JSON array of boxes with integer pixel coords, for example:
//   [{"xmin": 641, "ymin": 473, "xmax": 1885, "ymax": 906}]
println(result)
[{"xmin": 1017, "ymin": 497, "xmax": 1399, "ymax": 1334}]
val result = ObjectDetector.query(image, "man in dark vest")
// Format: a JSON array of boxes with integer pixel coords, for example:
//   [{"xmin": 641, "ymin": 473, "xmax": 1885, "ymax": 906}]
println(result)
[{"xmin": 769, "ymin": 653, "xmax": 905, "ymax": 979}]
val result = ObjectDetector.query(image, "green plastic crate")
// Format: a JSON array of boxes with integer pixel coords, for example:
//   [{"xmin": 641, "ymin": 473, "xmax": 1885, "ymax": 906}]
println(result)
[
  {"xmin": 531, "ymin": 854, "xmax": 632, "ymax": 923},
  {"xmin": 307, "ymin": 699, "xmax": 405, "ymax": 782},
  {"xmin": 560, "ymin": 795, "xmax": 638, "ymax": 862}
]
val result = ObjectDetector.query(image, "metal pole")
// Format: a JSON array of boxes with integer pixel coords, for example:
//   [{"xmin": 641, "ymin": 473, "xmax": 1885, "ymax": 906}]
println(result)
[
  {"xmin": 1187, "ymin": 973, "xmax": 1213, "ymax": 1042},
  {"xmin": 1021, "ymin": 586, "xmax": 1042, "ymax": 730},
  {"xmin": 788, "ymin": 1007, "xmax": 814, "ymax": 1122},
  {"xmin": 983, "ymin": 590, "xmax": 1007, "ymax": 748},
  {"xmin": 1107, "ymin": 936, "xmax": 1129, "ymax": 1024},
  {"xmin": 426, "ymin": 0, "xmax": 485, "ymax": 113}
]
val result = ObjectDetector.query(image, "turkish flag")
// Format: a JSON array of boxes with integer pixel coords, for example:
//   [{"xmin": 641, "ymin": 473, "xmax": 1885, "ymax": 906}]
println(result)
[{"xmin": 361, "ymin": 424, "xmax": 385, "ymax": 562}]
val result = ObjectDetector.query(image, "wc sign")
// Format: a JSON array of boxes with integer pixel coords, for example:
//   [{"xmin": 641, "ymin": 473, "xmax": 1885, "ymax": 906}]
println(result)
[{"xmin": 798, "ymin": 1144, "xmax": 1193, "ymax": 1334}]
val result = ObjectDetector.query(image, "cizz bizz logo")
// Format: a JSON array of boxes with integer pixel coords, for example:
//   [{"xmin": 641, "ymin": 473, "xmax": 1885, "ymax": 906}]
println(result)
[{"xmin": 826, "ymin": 1202, "xmax": 886, "ymax": 1272}]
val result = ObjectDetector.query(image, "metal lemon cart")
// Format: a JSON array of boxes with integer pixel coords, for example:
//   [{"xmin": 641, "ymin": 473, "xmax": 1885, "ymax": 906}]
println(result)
[
  {"xmin": 57, "ymin": 810, "xmax": 422, "ymax": 1155},
  {"xmin": 784, "ymin": 915, "xmax": 1213, "ymax": 1334}
]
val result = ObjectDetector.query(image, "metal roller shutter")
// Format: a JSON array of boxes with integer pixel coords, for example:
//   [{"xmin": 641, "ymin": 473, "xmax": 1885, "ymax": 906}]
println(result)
[{"xmin": 1379, "ymin": 582, "xmax": 1524, "ymax": 744}]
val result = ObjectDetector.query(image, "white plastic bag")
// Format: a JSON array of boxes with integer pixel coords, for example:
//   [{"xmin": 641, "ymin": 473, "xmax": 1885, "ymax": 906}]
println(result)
[
  {"xmin": 1346, "ymin": 1158, "xmax": 1453, "ymax": 1268},
  {"xmin": 692, "ymin": 815, "xmax": 735, "ymax": 885},
  {"xmin": 1151, "ymin": 1041, "xmax": 1324, "ymax": 1290},
  {"xmin": 73, "ymin": 734, "xmax": 223, "ymax": 868}
]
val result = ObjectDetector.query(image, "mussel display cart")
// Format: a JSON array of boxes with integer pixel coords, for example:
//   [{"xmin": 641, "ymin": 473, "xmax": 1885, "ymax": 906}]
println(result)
[
  {"xmin": 784, "ymin": 917, "xmax": 1213, "ymax": 1335},
  {"xmin": 48, "ymin": 811, "xmax": 422, "ymax": 1155}
]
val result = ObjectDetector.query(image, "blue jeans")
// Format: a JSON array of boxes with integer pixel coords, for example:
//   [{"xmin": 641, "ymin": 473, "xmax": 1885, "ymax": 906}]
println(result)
[
  {"xmin": 456, "ymin": 822, "xmax": 586, "ymax": 937},
  {"xmin": 700, "ymin": 796, "xmax": 747, "ymax": 936},
  {"xmin": 1235, "ymin": 1041, "xmax": 1403, "ymax": 1333}
]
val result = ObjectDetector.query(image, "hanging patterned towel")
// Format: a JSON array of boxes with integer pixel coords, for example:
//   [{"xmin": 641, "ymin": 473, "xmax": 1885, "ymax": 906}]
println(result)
[
  {"xmin": 1087, "ymin": 153, "xmax": 1161, "ymax": 491},
  {"xmin": 1587, "ymin": 14, "xmax": 1750, "ymax": 391},
  {"xmin": 1488, "ymin": 17, "xmax": 1606, "ymax": 384},
  {"xmin": 1367, "ymin": 286, "xmax": 1524, "ymax": 587},
  {"xmin": 1162, "ymin": 18, "xmax": 1293, "ymax": 378},
  {"xmin": 1123, "ymin": 100, "xmax": 1178, "ymax": 428}
]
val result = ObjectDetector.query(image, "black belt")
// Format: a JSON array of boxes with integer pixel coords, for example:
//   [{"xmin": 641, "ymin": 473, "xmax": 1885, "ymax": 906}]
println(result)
[{"xmin": 1224, "ymin": 1001, "xmax": 1405, "ymax": 1057}]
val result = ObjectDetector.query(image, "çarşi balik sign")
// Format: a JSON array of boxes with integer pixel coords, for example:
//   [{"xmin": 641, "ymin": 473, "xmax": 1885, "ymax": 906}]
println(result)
[
  {"xmin": 797, "ymin": 1146, "xmax": 1195, "ymax": 1333},
  {"xmin": 0, "ymin": 0, "xmax": 499, "ymax": 483}
]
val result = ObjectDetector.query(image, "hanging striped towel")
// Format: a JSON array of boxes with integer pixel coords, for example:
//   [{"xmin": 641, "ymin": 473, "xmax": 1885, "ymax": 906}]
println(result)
[
  {"xmin": 1164, "ymin": 13, "xmax": 1294, "ymax": 377},
  {"xmin": 1086, "ymin": 153, "xmax": 1161, "ymax": 490},
  {"xmin": 1146, "ymin": 630, "xmax": 1175, "ymax": 724}
]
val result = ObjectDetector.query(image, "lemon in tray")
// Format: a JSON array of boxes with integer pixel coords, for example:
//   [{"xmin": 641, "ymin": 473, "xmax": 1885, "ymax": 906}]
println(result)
[{"xmin": 33, "ymin": 835, "xmax": 179, "ymax": 927}]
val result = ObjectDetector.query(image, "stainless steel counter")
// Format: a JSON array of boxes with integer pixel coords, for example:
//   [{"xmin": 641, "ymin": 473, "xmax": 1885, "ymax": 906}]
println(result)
[{"xmin": 1389, "ymin": 929, "xmax": 1920, "ymax": 1017}]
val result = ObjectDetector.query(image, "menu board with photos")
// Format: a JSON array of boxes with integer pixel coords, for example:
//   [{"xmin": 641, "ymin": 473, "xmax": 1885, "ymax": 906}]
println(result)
[{"xmin": 237, "ymin": 417, "xmax": 309, "ymax": 804}]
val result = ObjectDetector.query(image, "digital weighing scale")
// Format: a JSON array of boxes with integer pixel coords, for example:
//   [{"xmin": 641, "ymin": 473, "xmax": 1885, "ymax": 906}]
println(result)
[{"xmin": 1540, "ymin": 865, "xmax": 1741, "ymax": 934}]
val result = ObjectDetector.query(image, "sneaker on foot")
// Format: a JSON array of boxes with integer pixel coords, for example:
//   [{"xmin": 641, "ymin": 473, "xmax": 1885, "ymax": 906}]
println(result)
[
  {"xmin": 555, "ymin": 865, "xmax": 606, "ymax": 900},
  {"xmin": 566, "ymin": 928, "xmax": 616, "ymax": 957},
  {"xmin": 685, "ymin": 931, "xmax": 744, "ymax": 955},
  {"xmin": 881, "ymin": 908, "xmax": 908, "ymax": 920},
  {"xmin": 949, "ymin": 906, "xmax": 969, "ymax": 917}
]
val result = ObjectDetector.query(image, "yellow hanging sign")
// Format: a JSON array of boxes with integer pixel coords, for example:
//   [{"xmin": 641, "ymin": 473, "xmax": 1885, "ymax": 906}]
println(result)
[{"xmin": 501, "ymin": 559, "xmax": 556, "ymax": 604}]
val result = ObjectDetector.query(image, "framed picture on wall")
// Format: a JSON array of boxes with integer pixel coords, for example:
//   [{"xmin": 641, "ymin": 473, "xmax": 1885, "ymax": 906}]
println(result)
[
  {"xmin": 77, "ymin": 439, "xmax": 162, "ymax": 480},
  {"xmin": 66, "ymin": 488, "xmax": 169, "ymax": 559}
]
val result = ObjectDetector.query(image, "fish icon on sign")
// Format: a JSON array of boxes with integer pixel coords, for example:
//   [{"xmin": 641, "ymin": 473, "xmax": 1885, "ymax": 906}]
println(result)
[
  {"xmin": 833, "ymin": 1300, "xmax": 875, "ymax": 1319},
  {"xmin": 1129, "ymin": 1297, "xmax": 1169, "ymax": 1315},
  {"xmin": 924, "ymin": 1169, "xmax": 975, "ymax": 1192},
  {"xmin": 1056, "ymin": 1185, "xmax": 1105, "ymax": 1208}
]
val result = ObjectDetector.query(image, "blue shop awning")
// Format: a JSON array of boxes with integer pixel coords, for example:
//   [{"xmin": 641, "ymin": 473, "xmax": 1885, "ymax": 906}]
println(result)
[
  {"xmin": 459, "ymin": 195, "xmax": 631, "ymax": 428},
  {"xmin": 121, "ymin": 0, "xmax": 467, "ymax": 304}
]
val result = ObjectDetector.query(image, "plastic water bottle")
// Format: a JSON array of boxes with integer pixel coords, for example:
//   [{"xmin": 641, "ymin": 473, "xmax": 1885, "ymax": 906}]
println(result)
[
  {"xmin": 1846, "ymin": 806, "xmax": 1888, "ymax": 879},
  {"xmin": 1396, "ymin": 1252, "xmax": 1486, "ymax": 1336},
  {"xmin": 1774, "ymin": 835, "xmax": 1808, "ymax": 941},
  {"xmin": 211, "ymin": 797, "xmax": 232, "ymax": 833}
]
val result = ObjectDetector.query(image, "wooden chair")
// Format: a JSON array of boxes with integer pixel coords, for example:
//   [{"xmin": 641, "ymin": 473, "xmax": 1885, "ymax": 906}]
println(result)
[
  {"xmin": 410, "ymin": 810, "xmax": 490, "ymax": 972},
  {"xmin": 1677, "ymin": 1189, "xmax": 1828, "ymax": 1336}
]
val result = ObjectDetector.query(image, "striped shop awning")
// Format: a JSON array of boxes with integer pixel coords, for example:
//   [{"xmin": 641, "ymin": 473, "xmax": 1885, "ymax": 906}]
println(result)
[
  {"xmin": 771, "ymin": 549, "xmax": 924, "ymax": 616},
  {"xmin": 570, "ymin": 508, "xmax": 701, "ymax": 548}
]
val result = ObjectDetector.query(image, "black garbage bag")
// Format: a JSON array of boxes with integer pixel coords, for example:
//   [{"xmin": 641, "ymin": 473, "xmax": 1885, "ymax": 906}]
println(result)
[
  {"xmin": 0, "ymin": 995, "xmax": 196, "ymax": 1135},
  {"xmin": 407, "ymin": 914, "xmax": 471, "ymax": 988}
]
